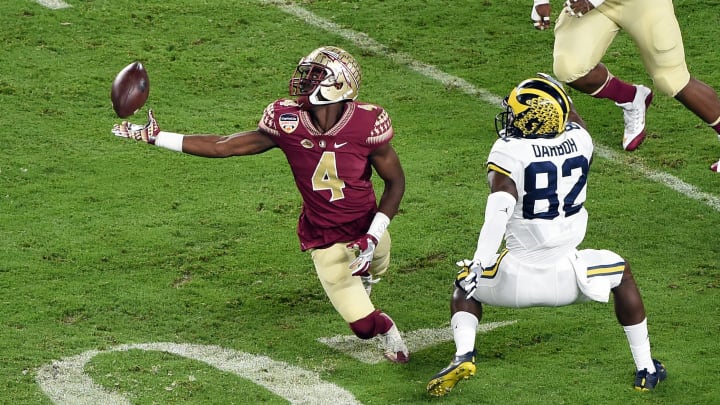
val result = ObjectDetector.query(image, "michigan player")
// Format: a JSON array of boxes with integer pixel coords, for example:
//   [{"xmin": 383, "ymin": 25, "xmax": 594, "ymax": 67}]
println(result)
[
  {"xmin": 533, "ymin": 0, "xmax": 720, "ymax": 171},
  {"xmin": 112, "ymin": 46, "xmax": 409, "ymax": 363},
  {"xmin": 427, "ymin": 75, "xmax": 665, "ymax": 396}
]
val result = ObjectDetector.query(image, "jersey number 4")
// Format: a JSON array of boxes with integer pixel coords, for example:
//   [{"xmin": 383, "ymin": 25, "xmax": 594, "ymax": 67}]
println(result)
[
  {"xmin": 523, "ymin": 155, "xmax": 588, "ymax": 220},
  {"xmin": 312, "ymin": 151, "xmax": 346, "ymax": 202}
]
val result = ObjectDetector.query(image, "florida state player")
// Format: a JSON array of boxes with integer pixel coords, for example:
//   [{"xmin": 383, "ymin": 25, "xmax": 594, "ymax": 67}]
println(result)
[
  {"xmin": 533, "ymin": 0, "xmax": 720, "ymax": 171},
  {"xmin": 112, "ymin": 46, "xmax": 409, "ymax": 363}
]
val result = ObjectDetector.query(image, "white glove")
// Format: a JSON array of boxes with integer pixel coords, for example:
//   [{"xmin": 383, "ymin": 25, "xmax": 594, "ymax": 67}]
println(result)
[
  {"xmin": 347, "ymin": 234, "xmax": 377, "ymax": 276},
  {"xmin": 456, "ymin": 259, "xmax": 482, "ymax": 300},
  {"xmin": 112, "ymin": 109, "xmax": 160, "ymax": 144}
]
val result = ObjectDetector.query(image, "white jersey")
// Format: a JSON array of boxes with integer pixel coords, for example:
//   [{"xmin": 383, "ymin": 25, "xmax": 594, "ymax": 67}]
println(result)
[{"xmin": 487, "ymin": 122, "xmax": 593, "ymax": 265}]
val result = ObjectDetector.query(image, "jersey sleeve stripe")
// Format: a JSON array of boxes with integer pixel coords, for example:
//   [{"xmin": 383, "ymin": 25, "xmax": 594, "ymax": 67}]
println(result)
[
  {"xmin": 587, "ymin": 261, "xmax": 625, "ymax": 278},
  {"xmin": 487, "ymin": 162, "xmax": 511, "ymax": 177}
]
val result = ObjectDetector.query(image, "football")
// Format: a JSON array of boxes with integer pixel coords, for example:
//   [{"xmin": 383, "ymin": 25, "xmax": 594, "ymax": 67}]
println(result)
[{"xmin": 111, "ymin": 61, "xmax": 150, "ymax": 118}]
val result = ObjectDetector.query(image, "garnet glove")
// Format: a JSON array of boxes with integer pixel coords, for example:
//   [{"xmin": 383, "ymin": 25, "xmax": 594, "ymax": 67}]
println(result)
[
  {"xmin": 346, "ymin": 212, "xmax": 390, "ymax": 276},
  {"xmin": 347, "ymin": 234, "xmax": 378, "ymax": 277}
]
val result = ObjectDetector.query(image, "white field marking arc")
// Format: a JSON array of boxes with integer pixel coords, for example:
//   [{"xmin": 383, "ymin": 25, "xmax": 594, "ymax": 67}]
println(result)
[
  {"xmin": 318, "ymin": 320, "xmax": 517, "ymax": 364},
  {"xmin": 36, "ymin": 0, "xmax": 71, "ymax": 9},
  {"xmin": 36, "ymin": 342, "xmax": 361, "ymax": 405},
  {"xmin": 35, "ymin": 322, "xmax": 516, "ymax": 403},
  {"xmin": 261, "ymin": 0, "xmax": 720, "ymax": 212}
]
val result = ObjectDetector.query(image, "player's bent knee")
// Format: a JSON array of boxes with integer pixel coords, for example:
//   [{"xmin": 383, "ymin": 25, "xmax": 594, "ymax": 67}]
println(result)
[
  {"xmin": 553, "ymin": 55, "xmax": 591, "ymax": 84},
  {"xmin": 349, "ymin": 309, "xmax": 393, "ymax": 339},
  {"xmin": 653, "ymin": 67, "xmax": 691, "ymax": 97},
  {"xmin": 450, "ymin": 288, "xmax": 483, "ymax": 317}
]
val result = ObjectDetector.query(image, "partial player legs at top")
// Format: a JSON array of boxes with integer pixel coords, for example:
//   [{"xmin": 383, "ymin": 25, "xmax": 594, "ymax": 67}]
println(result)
[{"xmin": 552, "ymin": 0, "xmax": 720, "ymax": 169}]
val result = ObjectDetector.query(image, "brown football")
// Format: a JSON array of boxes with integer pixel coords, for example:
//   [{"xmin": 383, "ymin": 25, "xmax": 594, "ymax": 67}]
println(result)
[{"xmin": 111, "ymin": 62, "xmax": 150, "ymax": 118}]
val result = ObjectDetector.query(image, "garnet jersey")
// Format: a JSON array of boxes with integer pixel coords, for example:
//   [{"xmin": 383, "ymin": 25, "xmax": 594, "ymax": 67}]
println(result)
[
  {"xmin": 258, "ymin": 99, "xmax": 394, "ymax": 250},
  {"xmin": 486, "ymin": 122, "xmax": 593, "ymax": 266}
]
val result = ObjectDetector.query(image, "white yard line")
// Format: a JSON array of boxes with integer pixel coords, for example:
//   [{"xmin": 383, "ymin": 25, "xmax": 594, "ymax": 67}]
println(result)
[
  {"xmin": 262, "ymin": 0, "xmax": 720, "ymax": 212},
  {"xmin": 36, "ymin": 0, "xmax": 71, "ymax": 9},
  {"xmin": 594, "ymin": 145, "xmax": 720, "ymax": 210}
]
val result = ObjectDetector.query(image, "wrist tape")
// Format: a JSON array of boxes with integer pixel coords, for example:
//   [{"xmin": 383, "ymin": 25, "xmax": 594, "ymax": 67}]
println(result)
[
  {"xmin": 155, "ymin": 131, "xmax": 184, "ymax": 152},
  {"xmin": 367, "ymin": 212, "xmax": 391, "ymax": 241}
]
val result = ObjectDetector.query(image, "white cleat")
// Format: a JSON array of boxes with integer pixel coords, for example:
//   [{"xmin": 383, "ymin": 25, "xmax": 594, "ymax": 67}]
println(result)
[{"xmin": 617, "ymin": 84, "xmax": 653, "ymax": 151}]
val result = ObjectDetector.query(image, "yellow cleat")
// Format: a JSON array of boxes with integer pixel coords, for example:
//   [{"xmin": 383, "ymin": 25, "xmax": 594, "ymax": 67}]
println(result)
[{"xmin": 427, "ymin": 350, "xmax": 477, "ymax": 397}]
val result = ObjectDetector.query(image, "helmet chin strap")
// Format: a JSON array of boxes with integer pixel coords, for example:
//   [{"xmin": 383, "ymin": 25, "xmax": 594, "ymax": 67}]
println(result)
[
  {"xmin": 297, "ymin": 81, "xmax": 348, "ymax": 109},
  {"xmin": 309, "ymin": 93, "xmax": 334, "ymax": 106},
  {"xmin": 296, "ymin": 91, "xmax": 334, "ymax": 111},
  {"xmin": 308, "ymin": 86, "xmax": 338, "ymax": 106}
]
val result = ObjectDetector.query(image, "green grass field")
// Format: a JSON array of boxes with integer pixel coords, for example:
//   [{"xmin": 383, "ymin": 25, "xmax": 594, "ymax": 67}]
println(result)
[{"xmin": 2, "ymin": 0, "xmax": 719, "ymax": 403}]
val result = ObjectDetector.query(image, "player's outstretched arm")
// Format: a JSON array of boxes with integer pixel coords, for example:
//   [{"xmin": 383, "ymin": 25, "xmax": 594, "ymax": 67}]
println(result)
[
  {"xmin": 181, "ymin": 131, "xmax": 277, "ymax": 158},
  {"xmin": 112, "ymin": 110, "xmax": 277, "ymax": 157}
]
